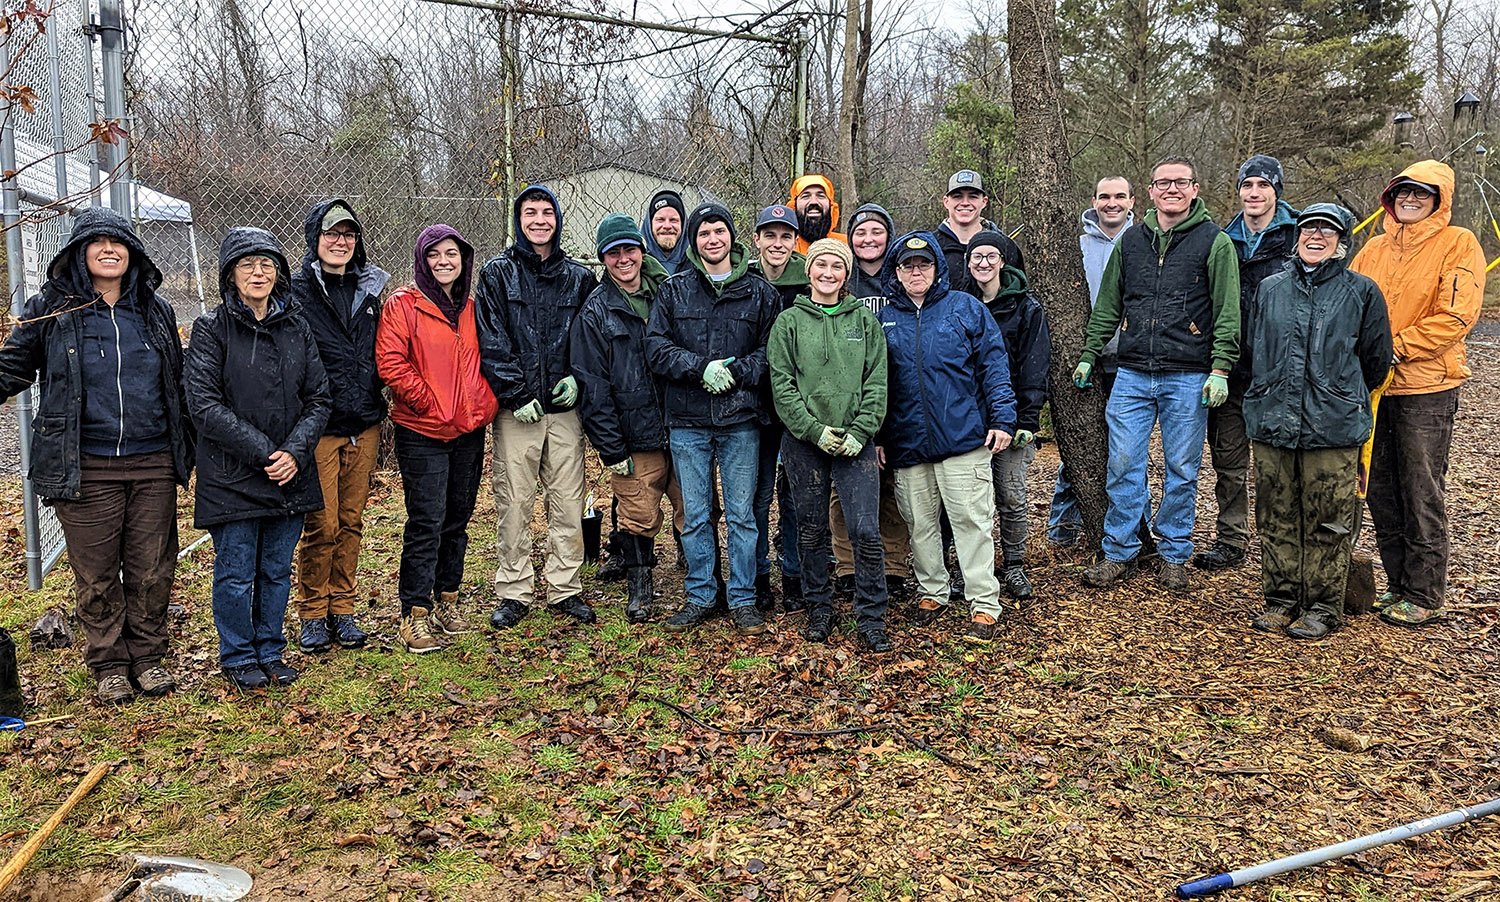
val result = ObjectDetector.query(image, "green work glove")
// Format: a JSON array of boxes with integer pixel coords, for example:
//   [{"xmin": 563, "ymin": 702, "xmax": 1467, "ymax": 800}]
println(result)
[
  {"xmin": 702, "ymin": 357, "xmax": 737, "ymax": 394},
  {"xmin": 1013, "ymin": 429, "xmax": 1034, "ymax": 449},
  {"xmin": 513, "ymin": 399, "xmax": 544, "ymax": 423},
  {"xmin": 1072, "ymin": 360, "xmax": 1093, "ymax": 389},
  {"xmin": 817, "ymin": 426, "xmax": 847, "ymax": 455},
  {"xmin": 550, "ymin": 375, "xmax": 579, "ymax": 408},
  {"xmin": 1202, "ymin": 373, "xmax": 1229, "ymax": 408},
  {"xmin": 606, "ymin": 457, "xmax": 634, "ymax": 477},
  {"xmin": 838, "ymin": 434, "xmax": 864, "ymax": 458}
]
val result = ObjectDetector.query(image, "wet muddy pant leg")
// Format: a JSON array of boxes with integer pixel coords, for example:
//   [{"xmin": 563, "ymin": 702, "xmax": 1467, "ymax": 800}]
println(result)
[
  {"xmin": 1299, "ymin": 446, "xmax": 1359, "ymax": 619},
  {"xmin": 829, "ymin": 443, "xmax": 888, "ymax": 628},
  {"xmin": 1366, "ymin": 388, "xmax": 1457, "ymax": 609},
  {"xmin": 1253, "ymin": 443, "xmax": 1304, "ymax": 612},
  {"xmin": 436, "ymin": 427, "xmax": 486, "ymax": 598},
  {"xmin": 1207, "ymin": 389, "xmax": 1251, "ymax": 549},
  {"xmin": 782, "ymin": 435, "xmax": 836, "ymax": 614},
  {"xmin": 991, "ymin": 443, "xmax": 1036, "ymax": 565}
]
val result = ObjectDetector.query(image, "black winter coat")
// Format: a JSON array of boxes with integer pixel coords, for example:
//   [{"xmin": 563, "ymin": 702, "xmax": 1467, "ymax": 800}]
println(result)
[
  {"xmin": 186, "ymin": 228, "xmax": 331, "ymax": 528},
  {"xmin": 473, "ymin": 245, "xmax": 598, "ymax": 412},
  {"xmin": 1228, "ymin": 211, "xmax": 1298, "ymax": 388},
  {"xmin": 569, "ymin": 280, "xmax": 669, "ymax": 465},
  {"xmin": 1243, "ymin": 257, "xmax": 1392, "ymax": 450},
  {"xmin": 291, "ymin": 199, "xmax": 392, "ymax": 437},
  {"xmin": 0, "ymin": 207, "xmax": 193, "ymax": 500},
  {"xmin": 983, "ymin": 267, "xmax": 1051, "ymax": 434},
  {"xmin": 645, "ymin": 255, "xmax": 780, "ymax": 429}
]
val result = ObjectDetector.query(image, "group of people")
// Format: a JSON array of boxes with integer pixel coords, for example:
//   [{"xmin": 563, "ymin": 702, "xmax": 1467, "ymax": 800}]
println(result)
[{"xmin": 0, "ymin": 153, "xmax": 1483, "ymax": 703}]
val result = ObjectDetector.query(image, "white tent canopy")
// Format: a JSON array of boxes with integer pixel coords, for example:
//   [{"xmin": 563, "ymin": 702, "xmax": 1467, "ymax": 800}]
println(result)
[{"xmin": 12, "ymin": 133, "xmax": 193, "ymax": 222}]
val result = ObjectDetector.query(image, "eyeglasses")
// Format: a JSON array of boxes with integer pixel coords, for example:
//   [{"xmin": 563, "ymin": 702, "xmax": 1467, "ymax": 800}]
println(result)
[
  {"xmin": 234, "ymin": 258, "xmax": 277, "ymax": 274},
  {"xmin": 1392, "ymin": 185, "xmax": 1434, "ymax": 201},
  {"xmin": 968, "ymin": 252, "xmax": 1001, "ymax": 265},
  {"xmin": 1150, "ymin": 178, "xmax": 1195, "ymax": 191},
  {"xmin": 321, "ymin": 229, "xmax": 359, "ymax": 243},
  {"xmin": 1299, "ymin": 224, "xmax": 1340, "ymax": 237},
  {"xmin": 897, "ymin": 260, "xmax": 934, "ymax": 273}
]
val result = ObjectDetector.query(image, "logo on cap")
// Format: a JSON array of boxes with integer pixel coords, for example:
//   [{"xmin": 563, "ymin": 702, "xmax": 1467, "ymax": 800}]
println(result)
[
  {"xmin": 772, "ymin": 206, "xmax": 787, "ymax": 217},
  {"xmin": 955, "ymin": 171, "xmax": 975, "ymax": 183},
  {"xmin": 905, "ymin": 237, "xmax": 928, "ymax": 249},
  {"xmin": 653, "ymin": 198, "xmax": 673, "ymax": 211}
]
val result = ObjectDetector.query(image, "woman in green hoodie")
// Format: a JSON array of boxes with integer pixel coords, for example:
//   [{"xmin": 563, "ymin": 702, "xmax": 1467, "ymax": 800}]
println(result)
[{"xmin": 768, "ymin": 239, "xmax": 891, "ymax": 652}]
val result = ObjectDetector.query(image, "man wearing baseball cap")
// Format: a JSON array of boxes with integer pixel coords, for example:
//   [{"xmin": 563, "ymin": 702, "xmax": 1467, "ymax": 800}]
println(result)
[{"xmin": 934, "ymin": 169, "xmax": 1025, "ymax": 294}]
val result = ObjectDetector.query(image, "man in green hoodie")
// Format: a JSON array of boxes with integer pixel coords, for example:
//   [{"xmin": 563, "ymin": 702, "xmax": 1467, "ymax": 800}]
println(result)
[
  {"xmin": 768, "ymin": 238, "xmax": 891, "ymax": 652},
  {"xmin": 1073, "ymin": 157, "xmax": 1241, "ymax": 593},
  {"xmin": 571, "ymin": 214, "xmax": 682, "ymax": 624}
]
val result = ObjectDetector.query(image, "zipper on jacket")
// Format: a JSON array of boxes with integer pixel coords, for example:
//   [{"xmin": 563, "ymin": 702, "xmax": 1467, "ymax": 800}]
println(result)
[
  {"xmin": 914, "ymin": 305, "xmax": 932, "ymax": 460},
  {"xmin": 109, "ymin": 306, "xmax": 125, "ymax": 455}
]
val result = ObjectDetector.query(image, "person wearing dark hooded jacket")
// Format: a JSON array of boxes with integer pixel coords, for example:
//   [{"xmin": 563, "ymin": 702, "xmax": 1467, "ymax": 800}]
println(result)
[
  {"xmin": 646, "ymin": 201, "xmax": 781, "ymax": 635},
  {"xmin": 966, "ymin": 230, "xmax": 1050, "ymax": 602},
  {"xmin": 0, "ymin": 208, "xmax": 192, "ymax": 705},
  {"xmin": 877, "ymin": 231, "xmax": 1017, "ymax": 645},
  {"xmin": 1245, "ymin": 203, "xmax": 1392, "ymax": 639},
  {"xmin": 289, "ymin": 199, "xmax": 392, "ymax": 654},
  {"xmin": 185, "ymin": 228, "xmax": 331, "ymax": 691},
  {"xmin": 376, "ymin": 224, "xmax": 499, "ymax": 654},
  {"xmin": 642, "ymin": 189, "xmax": 689, "ymax": 275},
  {"xmin": 475, "ymin": 185, "xmax": 600, "ymax": 631}
]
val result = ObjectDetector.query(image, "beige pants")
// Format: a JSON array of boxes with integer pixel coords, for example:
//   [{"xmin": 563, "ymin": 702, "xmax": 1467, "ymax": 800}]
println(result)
[
  {"xmin": 611, "ymin": 450, "xmax": 683, "ymax": 537},
  {"xmin": 491, "ymin": 409, "xmax": 586, "ymax": 604},
  {"xmin": 298, "ymin": 425, "xmax": 380, "ymax": 618},
  {"xmin": 892, "ymin": 445, "xmax": 1001, "ymax": 615}
]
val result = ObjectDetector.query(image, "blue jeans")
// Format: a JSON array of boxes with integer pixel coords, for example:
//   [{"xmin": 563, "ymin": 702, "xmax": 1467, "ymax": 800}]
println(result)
[
  {"xmin": 671, "ymin": 425, "xmax": 760, "ymax": 609},
  {"xmin": 209, "ymin": 514, "xmax": 305, "ymax": 669},
  {"xmin": 1103, "ymin": 367, "xmax": 1208, "ymax": 564}
]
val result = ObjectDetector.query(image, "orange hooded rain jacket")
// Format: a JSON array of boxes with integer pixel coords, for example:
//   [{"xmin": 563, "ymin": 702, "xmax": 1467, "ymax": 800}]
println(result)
[{"xmin": 788, "ymin": 174, "xmax": 846, "ymax": 254}]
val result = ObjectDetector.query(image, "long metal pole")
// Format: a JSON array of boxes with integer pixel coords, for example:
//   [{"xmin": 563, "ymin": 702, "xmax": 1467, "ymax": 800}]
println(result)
[
  {"xmin": 792, "ymin": 33, "xmax": 809, "ymax": 180},
  {"xmin": 98, "ymin": 0, "xmax": 130, "ymax": 215},
  {"xmin": 1, "ymin": 123, "xmax": 44, "ymax": 591},
  {"xmin": 424, "ymin": 0, "xmax": 786, "ymax": 43},
  {"xmin": 82, "ymin": 14, "xmax": 102, "ymax": 203},
  {"xmin": 45, "ymin": 3, "xmax": 72, "ymax": 218}
]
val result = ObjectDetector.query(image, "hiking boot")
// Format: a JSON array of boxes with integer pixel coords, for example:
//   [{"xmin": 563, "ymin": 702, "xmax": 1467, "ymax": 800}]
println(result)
[
  {"xmin": 221, "ymin": 663, "xmax": 269, "ymax": 691},
  {"xmin": 663, "ymin": 602, "xmax": 713, "ymax": 634},
  {"xmin": 625, "ymin": 567, "xmax": 654, "ymax": 624},
  {"xmin": 962, "ymin": 612, "xmax": 999, "ymax": 645},
  {"xmin": 432, "ymin": 591, "xmax": 474, "ymax": 635},
  {"xmin": 489, "ymin": 599, "xmax": 530, "ymax": 630},
  {"xmin": 298, "ymin": 617, "xmax": 333, "ymax": 653},
  {"xmin": 97, "ymin": 673, "xmax": 134, "ymax": 705},
  {"xmin": 731, "ymin": 606, "xmax": 769, "ymax": 636},
  {"xmin": 549, "ymin": 595, "xmax": 597, "ymax": 624},
  {"xmin": 261, "ymin": 659, "xmax": 300, "ymax": 686},
  {"xmin": 885, "ymin": 575, "xmax": 910, "ymax": 605},
  {"xmin": 1000, "ymin": 565, "xmax": 1033, "ymax": 600},
  {"xmin": 1252, "ymin": 606, "xmax": 1297, "ymax": 633},
  {"xmin": 1373, "ymin": 590, "xmax": 1400, "ymax": 612},
  {"xmin": 1192, "ymin": 540, "xmax": 1246, "ymax": 571},
  {"xmin": 400, "ymin": 607, "xmax": 443, "ymax": 654},
  {"xmin": 782, "ymin": 575, "xmax": 806, "ymax": 613},
  {"xmin": 910, "ymin": 597, "xmax": 948, "ymax": 627},
  {"xmin": 1158, "ymin": 561, "xmax": 1191, "ymax": 592},
  {"xmin": 1286, "ymin": 610, "xmax": 1339, "ymax": 640},
  {"xmin": 755, "ymin": 573, "xmax": 777, "ymax": 613},
  {"xmin": 857, "ymin": 627, "xmax": 893, "ymax": 653},
  {"xmin": 327, "ymin": 614, "xmax": 368, "ymax": 648},
  {"xmin": 803, "ymin": 608, "xmax": 833, "ymax": 643},
  {"xmin": 1082, "ymin": 557, "xmax": 1136, "ymax": 588},
  {"xmin": 133, "ymin": 665, "xmax": 176, "ymax": 698},
  {"xmin": 834, "ymin": 574, "xmax": 855, "ymax": 601}
]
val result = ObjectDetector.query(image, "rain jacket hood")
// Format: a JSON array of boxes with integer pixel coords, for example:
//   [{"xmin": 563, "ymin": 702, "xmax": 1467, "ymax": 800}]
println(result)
[
  {"xmin": 880, "ymin": 230, "xmax": 951, "ymax": 306},
  {"xmin": 217, "ymin": 227, "xmax": 294, "ymax": 319},
  {"xmin": 46, "ymin": 207, "xmax": 162, "ymax": 311},
  {"xmin": 413, "ymin": 223, "xmax": 475, "ymax": 311},
  {"xmin": 301, "ymin": 198, "xmax": 368, "ymax": 272},
  {"xmin": 512, "ymin": 185, "xmax": 564, "ymax": 259},
  {"xmin": 789, "ymin": 174, "xmax": 846, "ymax": 252}
]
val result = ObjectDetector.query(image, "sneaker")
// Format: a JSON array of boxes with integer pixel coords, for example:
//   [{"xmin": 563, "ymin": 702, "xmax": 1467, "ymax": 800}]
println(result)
[
  {"xmin": 1000, "ymin": 565, "xmax": 1033, "ymax": 600},
  {"xmin": 1082, "ymin": 557, "xmax": 1136, "ymax": 588},
  {"xmin": 221, "ymin": 663, "xmax": 269, "ymax": 691},
  {"xmin": 133, "ymin": 665, "xmax": 177, "ymax": 698},
  {"xmin": 432, "ymin": 591, "xmax": 474, "ymax": 635},
  {"xmin": 962, "ymin": 612, "xmax": 998, "ymax": 645},
  {"xmin": 97, "ymin": 673, "xmax": 134, "ymax": 705},
  {"xmin": 1373, "ymin": 590, "xmax": 1400, "ymax": 612},
  {"xmin": 663, "ymin": 602, "xmax": 713, "ymax": 634},
  {"xmin": 755, "ymin": 573, "xmax": 777, "ymax": 613},
  {"xmin": 856, "ymin": 627, "xmax": 893, "ymax": 653},
  {"xmin": 327, "ymin": 614, "xmax": 368, "ymax": 648},
  {"xmin": 910, "ymin": 596, "xmax": 947, "ymax": 627},
  {"xmin": 803, "ymin": 608, "xmax": 833, "ymax": 643},
  {"xmin": 298, "ymin": 618, "xmax": 333, "ymax": 653},
  {"xmin": 1158, "ymin": 561, "xmax": 1191, "ymax": 592},
  {"xmin": 549, "ymin": 595, "xmax": 598, "ymax": 624},
  {"xmin": 261, "ymin": 659, "xmax": 300, "ymax": 686},
  {"xmin": 731, "ymin": 606, "xmax": 769, "ymax": 636},
  {"xmin": 489, "ymin": 599, "xmax": 530, "ymax": 630},
  {"xmin": 400, "ymin": 607, "xmax": 443, "ymax": 654},
  {"xmin": 1192, "ymin": 540, "xmax": 1246, "ymax": 571}
]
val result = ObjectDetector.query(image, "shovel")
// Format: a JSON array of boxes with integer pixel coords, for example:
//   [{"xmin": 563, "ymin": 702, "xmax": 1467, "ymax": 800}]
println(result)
[{"xmin": 94, "ymin": 855, "xmax": 253, "ymax": 902}]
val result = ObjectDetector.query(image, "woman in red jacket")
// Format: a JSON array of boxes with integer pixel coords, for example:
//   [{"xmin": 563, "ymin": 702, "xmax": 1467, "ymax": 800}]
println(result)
[{"xmin": 375, "ymin": 224, "xmax": 498, "ymax": 653}]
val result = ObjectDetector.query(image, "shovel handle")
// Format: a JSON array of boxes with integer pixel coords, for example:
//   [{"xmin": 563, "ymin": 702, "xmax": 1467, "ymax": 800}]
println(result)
[{"xmin": 0, "ymin": 761, "xmax": 112, "ymax": 892}]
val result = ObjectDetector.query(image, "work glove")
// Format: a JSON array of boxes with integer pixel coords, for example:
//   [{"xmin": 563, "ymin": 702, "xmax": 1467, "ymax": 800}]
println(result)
[
  {"xmin": 1072, "ymin": 361, "xmax": 1093, "ymax": 389},
  {"xmin": 1202, "ymin": 373, "xmax": 1229, "ymax": 408},
  {"xmin": 838, "ymin": 434, "xmax": 864, "ymax": 458},
  {"xmin": 817, "ymin": 426, "xmax": 847, "ymax": 455},
  {"xmin": 702, "ymin": 357, "xmax": 737, "ymax": 394},
  {"xmin": 513, "ymin": 399, "xmax": 544, "ymax": 423},
  {"xmin": 606, "ymin": 457, "xmax": 634, "ymax": 477},
  {"xmin": 1013, "ymin": 429, "xmax": 1034, "ymax": 449},
  {"xmin": 550, "ymin": 375, "xmax": 579, "ymax": 409}
]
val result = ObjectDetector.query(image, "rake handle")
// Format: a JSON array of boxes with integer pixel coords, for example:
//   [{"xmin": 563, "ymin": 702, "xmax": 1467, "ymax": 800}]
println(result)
[{"xmin": 0, "ymin": 761, "xmax": 112, "ymax": 892}]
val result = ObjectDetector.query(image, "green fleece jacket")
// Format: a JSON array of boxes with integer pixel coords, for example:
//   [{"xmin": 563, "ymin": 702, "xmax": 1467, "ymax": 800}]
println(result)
[
  {"xmin": 750, "ymin": 253, "xmax": 809, "ymax": 291},
  {"xmin": 767, "ymin": 293, "xmax": 887, "ymax": 447},
  {"xmin": 1081, "ymin": 197, "xmax": 1241, "ymax": 374}
]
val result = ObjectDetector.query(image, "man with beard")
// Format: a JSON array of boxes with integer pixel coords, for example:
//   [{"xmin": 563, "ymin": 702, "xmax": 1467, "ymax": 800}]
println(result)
[
  {"xmin": 789, "ymin": 175, "xmax": 846, "ymax": 253},
  {"xmin": 641, "ymin": 190, "xmax": 689, "ymax": 275},
  {"xmin": 935, "ymin": 170, "xmax": 1025, "ymax": 294}
]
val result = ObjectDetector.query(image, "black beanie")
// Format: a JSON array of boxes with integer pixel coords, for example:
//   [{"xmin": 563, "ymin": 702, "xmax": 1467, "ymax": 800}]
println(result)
[
  {"xmin": 648, "ymin": 190, "xmax": 686, "ymax": 221},
  {"xmin": 967, "ymin": 229, "xmax": 1008, "ymax": 262},
  {"xmin": 685, "ymin": 202, "xmax": 737, "ymax": 249}
]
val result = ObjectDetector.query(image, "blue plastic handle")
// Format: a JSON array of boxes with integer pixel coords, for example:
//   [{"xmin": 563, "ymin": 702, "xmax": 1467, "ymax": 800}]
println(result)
[
  {"xmin": 0, "ymin": 717, "xmax": 24, "ymax": 732},
  {"xmin": 1176, "ymin": 874, "xmax": 1234, "ymax": 898}
]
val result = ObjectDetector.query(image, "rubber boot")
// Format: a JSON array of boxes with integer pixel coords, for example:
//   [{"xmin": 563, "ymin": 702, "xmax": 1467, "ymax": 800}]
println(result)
[
  {"xmin": 596, "ymin": 530, "xmax": 627, "ymax": 582},
  {"xmin": 624, "ymin": 534, "xmax": 655, "ymax": 623}
]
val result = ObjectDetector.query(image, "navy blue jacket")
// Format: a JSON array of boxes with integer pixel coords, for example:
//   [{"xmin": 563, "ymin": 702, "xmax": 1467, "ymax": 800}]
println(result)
[{"xmin": 877, "ymin": 231, "xmax": 1016, "ymax": 468}]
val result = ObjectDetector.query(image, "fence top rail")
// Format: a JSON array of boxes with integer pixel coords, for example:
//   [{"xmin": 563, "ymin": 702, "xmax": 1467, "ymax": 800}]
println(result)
[{"xmin": 417, "ymin": 0, "xmax": 796, "ymax": 45}]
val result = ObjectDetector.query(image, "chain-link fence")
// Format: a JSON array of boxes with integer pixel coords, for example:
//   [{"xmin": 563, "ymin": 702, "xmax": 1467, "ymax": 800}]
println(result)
[{"xmin": 126, "ymin": 0, "xmax": 809, "ymax": 298}]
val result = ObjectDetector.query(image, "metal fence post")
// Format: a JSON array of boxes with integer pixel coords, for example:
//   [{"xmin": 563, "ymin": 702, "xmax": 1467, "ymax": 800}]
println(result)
[
  {"xmin": 99, "ymin": 0, "xmax": 129, "ymax": 214},
  {"xmin": 1, "ymin": 123, "xmax": 44, "ymax": 591},
  {"xmin": 793, "ymin": 30, "xmax": 809, "ymax": 181}
]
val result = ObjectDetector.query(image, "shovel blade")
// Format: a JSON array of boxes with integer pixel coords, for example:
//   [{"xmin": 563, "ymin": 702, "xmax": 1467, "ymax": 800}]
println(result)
[{"xmin": 127, "ymin": 855, "xmax": 253, "ymax": 902}]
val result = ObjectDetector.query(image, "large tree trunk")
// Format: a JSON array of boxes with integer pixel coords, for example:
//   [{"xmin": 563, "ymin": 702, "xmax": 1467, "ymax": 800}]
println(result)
[{"xmin": 1008, "ymin": 0, "xmax": 1109, "ymax": 547}]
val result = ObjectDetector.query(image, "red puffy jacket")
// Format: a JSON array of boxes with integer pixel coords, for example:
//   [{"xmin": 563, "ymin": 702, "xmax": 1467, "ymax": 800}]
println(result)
[{"xmin": 375, "ymin": 285, "xmax": 498, "ymax": 440}]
